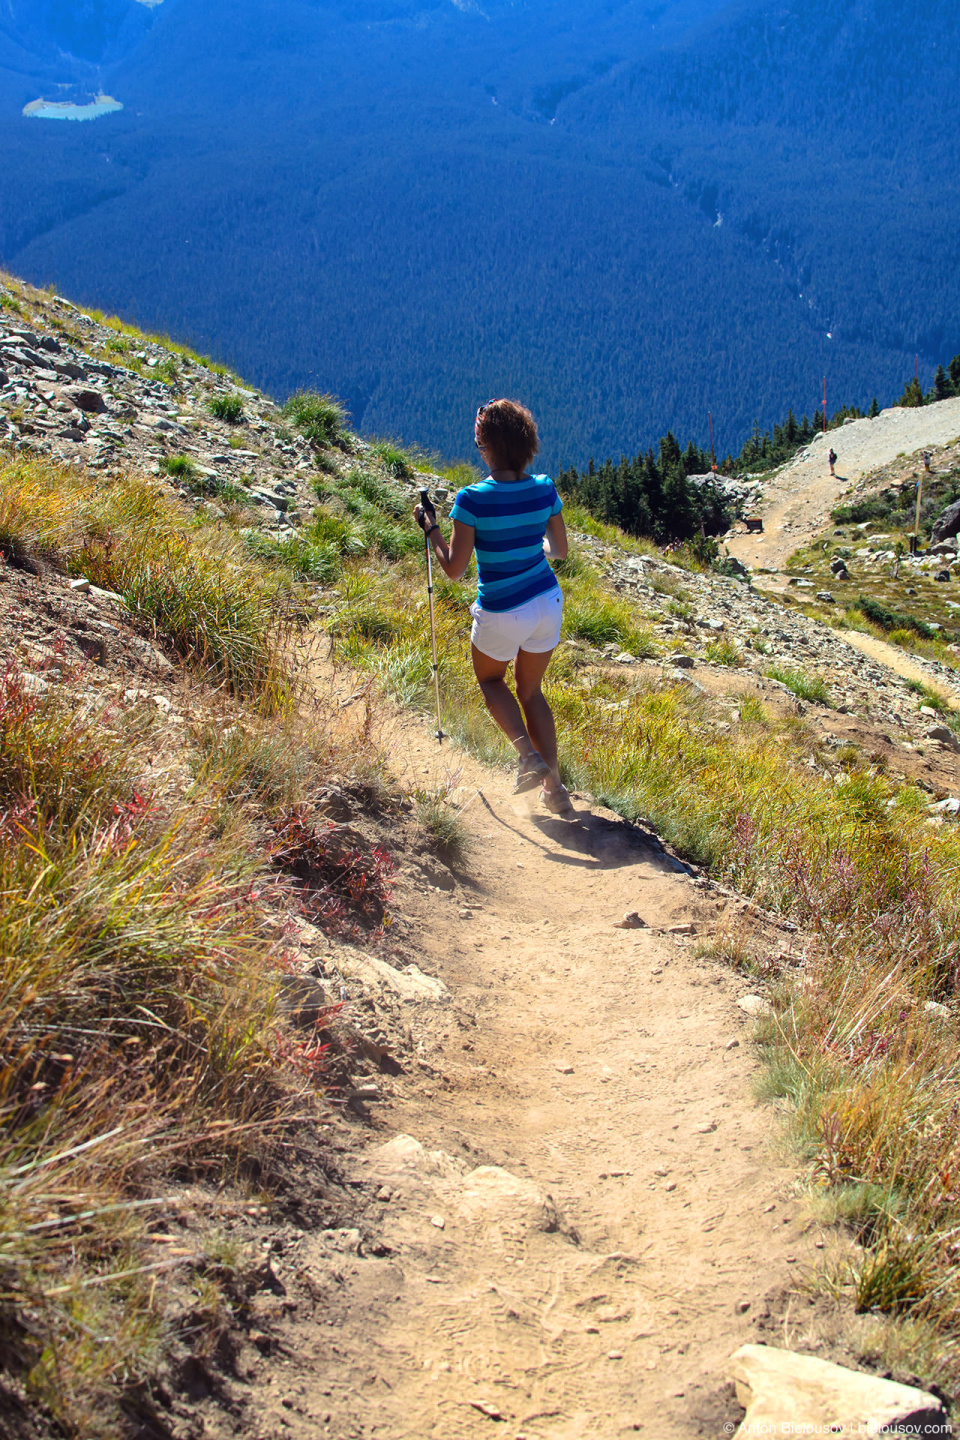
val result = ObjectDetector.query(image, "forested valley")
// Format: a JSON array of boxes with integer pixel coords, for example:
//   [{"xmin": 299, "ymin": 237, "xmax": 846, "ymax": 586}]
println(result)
[{"xmin": 1, "ymin": 0, "xmax": 958, "ymax": 472}]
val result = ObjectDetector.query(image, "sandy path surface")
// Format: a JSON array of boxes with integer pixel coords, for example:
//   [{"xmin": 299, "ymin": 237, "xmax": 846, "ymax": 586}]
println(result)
[
  {"xmin": 727, "ymin": 397, "xmax": 960, "ymax": 573},
  {"xmin": 840, "ymin": 629, "xmax": 960, "ymax": 700},
  {"xmin": 247, "ymin": 707, "xmax": 825, "ymax": 1440}
]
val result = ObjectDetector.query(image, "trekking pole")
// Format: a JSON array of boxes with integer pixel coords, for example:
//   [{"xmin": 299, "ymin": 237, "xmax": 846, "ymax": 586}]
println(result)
[{"xmin": 420, "ymin": 487, "xmax": 444, "ymax": 743}]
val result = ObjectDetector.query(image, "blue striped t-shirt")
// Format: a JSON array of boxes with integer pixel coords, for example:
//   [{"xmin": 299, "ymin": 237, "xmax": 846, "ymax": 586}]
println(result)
[{"xmin": 450, "ymin": 474, "xmax": 563, "ymax": 613}]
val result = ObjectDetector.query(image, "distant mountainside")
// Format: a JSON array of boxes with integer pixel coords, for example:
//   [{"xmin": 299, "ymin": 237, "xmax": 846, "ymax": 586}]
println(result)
[
  {"xmin": 0, "ymin": 0, "xmax": 957, "ymax": 471},
  {"xmin": 0, "ymin": 0, "xmax": 157, "ymax": 70}
]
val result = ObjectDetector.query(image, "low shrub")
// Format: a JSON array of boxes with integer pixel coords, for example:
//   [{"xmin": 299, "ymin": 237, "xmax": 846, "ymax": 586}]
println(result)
[
  {"xmin": 857, "ymin": 594, "xmax": 937, "ymax": 640},
  {"xmin": 269, "ymin": 809, "xmax": 395, "ymax": 936}
]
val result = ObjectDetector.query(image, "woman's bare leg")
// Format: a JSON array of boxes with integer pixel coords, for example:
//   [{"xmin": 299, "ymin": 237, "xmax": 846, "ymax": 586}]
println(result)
[
  {"xmin": 471, "ymin": 646, "xmax": 538, "ymax": 760},
  {"xmin": 514, "ymin": 647, "xmax": 563, "ymax": 793}
]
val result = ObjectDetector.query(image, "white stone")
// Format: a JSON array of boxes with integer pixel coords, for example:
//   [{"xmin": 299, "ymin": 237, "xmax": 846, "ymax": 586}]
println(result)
[
  {"xmin": 923, "ymin": 1000, "xmax": 951, "ymax": 1021},
  {"xmin": 737, "ymin": 994, "xmax": 773, "ymax": 1018},
  {"xmin": 728, "ymin": 1343, "xmax": 947, "ymax": 1438},
  {"xmin": 333, "ymin": 951, "xmax": 448, "ymax": 1002}
]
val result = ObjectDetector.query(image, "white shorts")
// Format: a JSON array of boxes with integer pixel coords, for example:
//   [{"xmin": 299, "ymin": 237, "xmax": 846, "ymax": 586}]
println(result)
[{"xmin": 470, "ymin": 589, "xmax": 563, "ymax": 663}]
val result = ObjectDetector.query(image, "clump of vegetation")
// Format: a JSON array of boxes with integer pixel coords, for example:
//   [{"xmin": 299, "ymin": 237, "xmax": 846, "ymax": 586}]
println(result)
[
  {"xmin": 242, "ymin": 528, "xmax": 342, "ymax": 583},
  {"xmin": 414, "ymin": 789, "xmax": 471, "ymax": 869},
  {"xmin": 562, "ymin": 586, "xmax": 658, "ymax": 656},
  {"xmin": 763, "ymin": 663, "xmax": 831, "ymax": 705},
  {"xmin": 159, "ymin": 452, "xmax": 244, "ymax": 505},
  {"xmin": 857, "ymin": 594, "xmax": 938, "ymax": 640},
  {"xmin": 370, "ymin": 440, "xmax": 413, "ymax": 479},
  {"xmin": 160, "ymin": 451, "xmax": 199, "ymax": 481},
  {"xmin": 269, "ymin": 809, "xmax": 395, "ymax": 937},
  {"xmin": 283, "ymin": 390, "xmax": 348, "ymax": 448},
  {"xmin": 704, "ymin": 637, "xmax": 745, "ymax": 667},
  {"xmin": 0, "ymin": 669, "xmax": 316, "ymax": 1437},
  {"xmin": 208, "ymin": 393, "xmax": 244, "ymax": 423},
  {"xmin": 0, "ymin": 431, "xmax": 406, "ymax": 1433}
]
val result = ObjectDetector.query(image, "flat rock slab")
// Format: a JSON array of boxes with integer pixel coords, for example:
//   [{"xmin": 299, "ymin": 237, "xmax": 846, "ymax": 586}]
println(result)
[
  {"xmin": 728, "ymin": 1344, "xmax": 949, "ymax": 1437},
  {"xmin": 335, "ymin": 950, "xmax": 449, "ymax": 1002}
]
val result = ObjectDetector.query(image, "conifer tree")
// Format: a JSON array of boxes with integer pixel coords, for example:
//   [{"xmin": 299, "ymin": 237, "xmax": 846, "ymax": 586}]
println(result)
[
  {"xmin": 868, "ymin": 396, "xmax": 880, "ymax": 417},
  {"xmin": 899, "ymin": 376, "xmax": 923, "ymax": 407},
  {"xmin": 933, "ymin": 365, "xmax": 952, "ymax": 402}
]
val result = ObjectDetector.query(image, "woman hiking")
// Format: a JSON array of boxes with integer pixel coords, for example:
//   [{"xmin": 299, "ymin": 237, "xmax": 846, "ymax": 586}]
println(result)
[{"xmin": 413, "ymin": 399, "xmax": 573, "ymax": 816}]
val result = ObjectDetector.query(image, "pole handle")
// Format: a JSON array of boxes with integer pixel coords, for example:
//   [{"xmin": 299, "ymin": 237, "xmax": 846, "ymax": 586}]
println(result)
[{"xmin": 419, "ymin": 487, "xmax": 430, "ymax": 507}]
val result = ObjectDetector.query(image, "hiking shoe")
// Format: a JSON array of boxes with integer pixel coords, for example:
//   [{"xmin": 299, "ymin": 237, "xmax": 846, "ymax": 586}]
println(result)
[
  {"xmin": 513, "ymin": 752, "xmax": 550, "ymax": 793},
  {"xmin": 540, "ymin": 783, "xmax": 574, "ymax": 817}
]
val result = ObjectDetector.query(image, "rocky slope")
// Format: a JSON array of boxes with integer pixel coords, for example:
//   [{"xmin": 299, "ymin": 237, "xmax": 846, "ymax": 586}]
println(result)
[{"xmin": 3, "ymin": 272, "xmax": 960, "ymax": 811}]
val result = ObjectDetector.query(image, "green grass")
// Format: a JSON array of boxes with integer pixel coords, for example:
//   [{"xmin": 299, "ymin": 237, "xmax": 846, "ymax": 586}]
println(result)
[
  {"xmin": 159, "ymin": 452, "xmax": 199, "ymax": 481},
  {"xmin": 242, "ymin": 528, "xmax": 342, "ymax": 583},
  {"xmin": 704, "ymin": 637, "xmax": 745, "ymax": 667},
  {"xmin": 208, "ymin": 393, "xmax": 244, "ymax": 424},
  {"xmin": 414, "ymin": 789, "xmax": 471, "ymax": 869},
  {"xmin": 159, "ymin": 454, "xmax": 244, "ymax": 506},
  {"xmin": 764, "ymin": 663, "xmax": 831, "ymax": 705},
  {"xmin": 282, "ymin": 390, "xmax": 348, "ymax": 448},
  {"xmin": 370, "ymin": 440, "xmax": 413, "ymax": 479},
  {"xmin": 561, "ymin": 583, "xmax": 659, "ymax": 656}
]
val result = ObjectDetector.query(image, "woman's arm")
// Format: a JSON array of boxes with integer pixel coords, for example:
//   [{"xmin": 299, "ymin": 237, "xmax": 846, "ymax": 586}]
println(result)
[
  {"xmin": 414, "ymin": 505, "xmax": 476, "ymax": 581},
  {"xmin": 543, "ymin": 512, "xmax": 568, "ymax": 561}
]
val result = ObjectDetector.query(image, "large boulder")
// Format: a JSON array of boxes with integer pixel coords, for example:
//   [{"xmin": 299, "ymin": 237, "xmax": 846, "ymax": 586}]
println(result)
[
  {"xmin": 931, "ymin": 497, "xmax": 960, "ymax": 544},
  {"xmin": 728, "ymin": 1344, "xmax": 948, "ymax": 1437}
]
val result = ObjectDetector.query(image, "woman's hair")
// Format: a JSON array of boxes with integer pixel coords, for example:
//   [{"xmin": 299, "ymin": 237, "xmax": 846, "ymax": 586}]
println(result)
[{"xmin": 476, "ymin": 399, "xmax": 539, "ymax": 473}]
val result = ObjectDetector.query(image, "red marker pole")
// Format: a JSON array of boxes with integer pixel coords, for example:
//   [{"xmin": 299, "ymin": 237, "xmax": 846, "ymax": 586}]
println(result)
[{"xmin": 822, "ymin": 376, "xmax": 827, "ymax": 434}]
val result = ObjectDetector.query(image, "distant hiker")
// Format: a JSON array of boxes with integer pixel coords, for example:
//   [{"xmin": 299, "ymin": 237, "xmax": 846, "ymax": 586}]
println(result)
[
  {"xmin": 414, "ymin": 399, "xmax": 573, "ymax": 816},
  {"xmin": 923, "ymin": 451, "xmax": 932, "ymax": 472},
  {"xmin": 828, "ymin": 447, "xmax": 837, "ymax": 476}
]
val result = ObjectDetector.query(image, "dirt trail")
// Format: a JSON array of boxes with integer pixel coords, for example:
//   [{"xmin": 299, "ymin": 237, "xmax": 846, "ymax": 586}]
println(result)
[
  {"xmin": 727, "ymin": 397, "xmax": 960, "ymax": 573},
  {"xmin": 247, "ymin": 707, "xmax": 827, "ymax": 1440},
  {"xmin": 839, "ymin": 629, "xmax": 959, "ymax": 699}
]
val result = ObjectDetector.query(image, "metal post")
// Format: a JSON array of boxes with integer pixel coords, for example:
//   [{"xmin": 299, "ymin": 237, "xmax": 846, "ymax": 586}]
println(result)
[
  {"xmin": 708, "ymin": 410, "xmax": 717, "ymax": 473},
  {"xmin": 420, "ymin": 487, "xmax": 444, "ymax": 744},
  {"xmin": 914, "ymin": 470, "xmax": 924, "ymax": 551}
]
